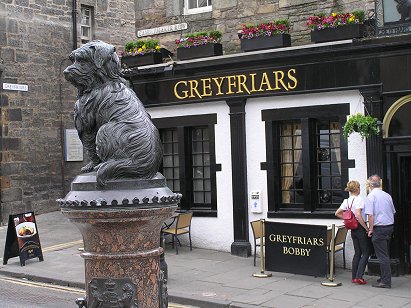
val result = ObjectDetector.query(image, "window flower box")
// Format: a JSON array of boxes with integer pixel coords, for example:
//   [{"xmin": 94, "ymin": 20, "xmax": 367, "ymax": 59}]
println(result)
[
  {"xmin": 120, "ymin": 39, "xmax": 167, "ymax": 68},
  {"xmin": 177, "ymin": 43, "xmax": 223, "ymax": 60},
  {"xmin": 238, "ymin": 20, "xmax": 291, "ymax": 52},
  {"xmin": 176, "ymin": 30, "xmax": 223, "ymax": 60},
  {"xmin": 310, "ymin": 23, "xmax": 365, "ymax": 43},
  {"xmin": 307, "ymin": 11, "xmax": 365, "ymax": 43},
  {"xmin": 121, "ymin": 53, "xmax": 163, "ymax": 68}
]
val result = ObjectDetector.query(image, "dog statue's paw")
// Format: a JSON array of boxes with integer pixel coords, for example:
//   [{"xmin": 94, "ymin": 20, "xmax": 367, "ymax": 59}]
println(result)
[{"xmin": 80, "ymin": 162, "xmax": 99, "ymax": 173}]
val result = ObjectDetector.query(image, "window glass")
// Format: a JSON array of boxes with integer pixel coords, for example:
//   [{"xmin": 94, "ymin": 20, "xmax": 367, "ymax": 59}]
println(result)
[
  {"xmin": 160, "ymin": 129, "xmax": 180, "ymax": 193},
  {"xmin": 80, "ymin": 6, "xmax": 93, "ymax": 44},
  {"xmin": 317, "ymin": 121, "xmax": 342, "ymax": 207},
  {"xmin": 157, "ymin": 120, "xmax": 216, "ymax": 216},
  {"xmin": 185, "ymin": 0, "xmax": 212, "ymax": 14},
  {"xmin": 264, "ymin": 105, "xmax": 348, "ymax": 216},
  {"xmin": 191, "ymin": 127, "xmax": 211, "ymax": 208},
  {"xmin": 280, "ymin": 121, "xmax": 303, "ymax": 206},
  {"xmin": 388, "ymin": 102, "xmax": 411, "ymax": 137},
  {"xmin": 189, "ymin": 0, "xmax": 197, "ymax": 8}
]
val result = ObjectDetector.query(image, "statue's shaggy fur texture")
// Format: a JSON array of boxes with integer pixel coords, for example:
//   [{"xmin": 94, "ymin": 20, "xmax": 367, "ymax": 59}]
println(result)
[{"xmin": 64, "ymin": 40, "xmax": 162, "ymax": 186}]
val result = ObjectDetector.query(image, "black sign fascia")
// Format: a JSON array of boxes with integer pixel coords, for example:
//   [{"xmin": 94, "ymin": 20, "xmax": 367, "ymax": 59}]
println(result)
[{"xmin": 131, "ymin": 57, "xmax": 380, "ymax": 107}]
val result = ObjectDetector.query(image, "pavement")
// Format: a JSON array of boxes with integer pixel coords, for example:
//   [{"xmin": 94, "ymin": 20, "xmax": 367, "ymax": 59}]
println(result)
[{"xmin": 1, "ymin": 211, "xmax": 411, "ymax": 308}]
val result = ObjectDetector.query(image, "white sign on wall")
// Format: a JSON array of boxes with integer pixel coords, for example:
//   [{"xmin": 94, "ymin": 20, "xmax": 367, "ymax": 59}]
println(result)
[
  {"xmin": 3, "ymin": 83, "xmax": 29, "ymax": 92},
  {"xmin": 64, "ymin": 129, "xmax": 84, "ymax": 162},
  {"xmin": 137, "ymin": 23, "xmax": 187, "ymax": 37}
]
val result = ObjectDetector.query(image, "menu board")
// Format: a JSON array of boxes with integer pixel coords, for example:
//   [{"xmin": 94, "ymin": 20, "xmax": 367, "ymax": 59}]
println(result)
[{"xmin": 3, "ymin": 212, "xmax": 44, "ymax": 266}]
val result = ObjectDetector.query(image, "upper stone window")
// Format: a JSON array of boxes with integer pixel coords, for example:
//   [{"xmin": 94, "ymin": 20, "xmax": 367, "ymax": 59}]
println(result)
[
  {"xmin": 80, "ymin": 5, "xmax": 94, "ymax": 44},
  {"xmin": 184, "ymin": 0, "xmax": 212, "ymax": 15}
]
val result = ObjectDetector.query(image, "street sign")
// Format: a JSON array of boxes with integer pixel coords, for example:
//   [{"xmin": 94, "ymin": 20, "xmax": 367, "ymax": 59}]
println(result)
[{"xmin": 2, "ymin": 83, "xmax": 29, "ymax": 91}]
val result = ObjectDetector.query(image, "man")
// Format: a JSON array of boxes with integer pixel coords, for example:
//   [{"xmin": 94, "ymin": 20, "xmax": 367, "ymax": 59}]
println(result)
[{"xmin": 365, "ymin": 174, "xmax": 396, "ymax": 288}]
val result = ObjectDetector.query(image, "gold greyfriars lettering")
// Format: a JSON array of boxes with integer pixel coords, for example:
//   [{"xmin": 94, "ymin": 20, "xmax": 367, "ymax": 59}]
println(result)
[{"xmin": 173, "ymin": 69, "xmax": 298, "ymax": 100}]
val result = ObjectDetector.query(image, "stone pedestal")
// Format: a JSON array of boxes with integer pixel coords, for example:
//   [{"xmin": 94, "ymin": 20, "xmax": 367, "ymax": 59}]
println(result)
[{"xmin": 57, "ymin": 172, "xmax": 179, "ymax": 308}]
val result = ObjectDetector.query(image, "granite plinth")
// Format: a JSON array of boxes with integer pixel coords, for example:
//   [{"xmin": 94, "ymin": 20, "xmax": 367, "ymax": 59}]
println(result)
[{"xmin": 60, "ymin": 172, "xmax": 178, "ymax": 308}]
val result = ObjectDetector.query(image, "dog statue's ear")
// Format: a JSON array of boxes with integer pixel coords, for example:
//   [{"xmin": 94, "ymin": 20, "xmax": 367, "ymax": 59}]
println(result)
[
  {"xmin": 91, "ymin": 44, "xmax": 116, "ymax": 69},
  {"xmin": 90, "ymin": 45, "xmax": 104, "ymax": 69}
]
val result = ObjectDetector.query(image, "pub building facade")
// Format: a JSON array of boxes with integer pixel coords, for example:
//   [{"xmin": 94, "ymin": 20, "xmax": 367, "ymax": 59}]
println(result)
[{"xmin": 125, "ymin": 7, "xmax": 411, "ymax": 275}]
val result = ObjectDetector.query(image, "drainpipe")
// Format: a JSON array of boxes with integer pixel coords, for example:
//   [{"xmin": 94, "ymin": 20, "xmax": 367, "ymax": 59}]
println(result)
[{"xmin": 72, "ymin": 0, "xmax": 77, "ymax": 50}]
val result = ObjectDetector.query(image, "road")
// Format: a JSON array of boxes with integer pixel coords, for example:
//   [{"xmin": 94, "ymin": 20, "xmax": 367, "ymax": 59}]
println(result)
[
  {"xmin": 0, "ymin": 275, "xmax": 196, "ymax": 308},
  {"xmin": 0, "ymin": 275, "xmax": 84, "ymax": 307}
]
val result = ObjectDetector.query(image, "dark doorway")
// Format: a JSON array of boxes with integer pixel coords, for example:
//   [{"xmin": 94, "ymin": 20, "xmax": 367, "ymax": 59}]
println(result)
[{"xmin": 400, "ymin": 155, "xmax": 411, "ymax": 273}]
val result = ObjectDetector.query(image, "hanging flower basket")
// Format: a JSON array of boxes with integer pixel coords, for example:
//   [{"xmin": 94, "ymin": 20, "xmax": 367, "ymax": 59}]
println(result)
[
  {"xmin": 176, "ymin": 30, "xmax": 223, "ymax": 60},
  {"xmin": 238, "ymin": 20, "xmax": 291, "ymax": 52},
  {"xmin": 343, "ymin": 113, "xmax": 380, "ymax": 139},
  {"xmin": 307, "ymin": 11, "xmax": 365, "ymax": 43}
]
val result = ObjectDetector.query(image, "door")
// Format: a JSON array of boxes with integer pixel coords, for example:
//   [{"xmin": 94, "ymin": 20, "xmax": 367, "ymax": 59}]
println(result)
[{"xmin": 400, "ymin": 156, "xmax": 411, "ymax": 273}]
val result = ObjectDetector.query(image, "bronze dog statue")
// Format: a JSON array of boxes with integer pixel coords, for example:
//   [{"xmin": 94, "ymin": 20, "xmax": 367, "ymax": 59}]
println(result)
[{"xmin": 63, "ymin": 40, "xmax": 162, "ymax": 186}]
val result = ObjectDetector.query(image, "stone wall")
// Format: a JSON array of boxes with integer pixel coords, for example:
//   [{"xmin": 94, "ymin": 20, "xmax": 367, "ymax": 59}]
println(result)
[
  {"xmin": 0, "ymin": 0, "xmax": 135, "ymax": 223},
  {"xmin": 132, "ymin": 0, "xmax": 376, "ymax": 55}
]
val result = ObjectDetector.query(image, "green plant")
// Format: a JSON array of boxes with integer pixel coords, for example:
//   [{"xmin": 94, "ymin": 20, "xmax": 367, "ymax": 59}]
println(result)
[
  {"xmin": 175, "ymin": 30, "xmax": 222, "ymax": 48},
  {"xmin": 343, "ymin": 113, "xmax": 379, "ymax": 139},
  {"xmin": 238, "ymin": 19, "xmax": 290, "ymax": 39},
  {"xmin": 122, "ymin": 39, "xmax": 161, "ymax": 56}
]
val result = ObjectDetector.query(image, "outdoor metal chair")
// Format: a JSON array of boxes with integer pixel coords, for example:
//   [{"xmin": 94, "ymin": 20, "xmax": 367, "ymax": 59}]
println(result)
[
  {"xmin": 250, "ymin": 220, "xmax": 264, "ymax": 266},
  {"xmin": 161, "ymin": 211, "xmax": 193, "ymax": 254},
  {"xmin": 327, "ymin": 225, "xmax": 348, "ymax": 271}
]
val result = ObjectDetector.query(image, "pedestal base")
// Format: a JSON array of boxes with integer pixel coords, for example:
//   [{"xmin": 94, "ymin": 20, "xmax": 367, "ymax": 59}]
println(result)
[{"xmin": 59, "ymin": 172, "xmax": 179, "ymax": 308}]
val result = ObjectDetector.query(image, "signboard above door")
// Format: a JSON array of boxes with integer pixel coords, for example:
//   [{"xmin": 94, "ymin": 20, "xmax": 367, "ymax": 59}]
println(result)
[{"xmin": 376, "ymin": 0, "xmax": 411, "ymax": 35}]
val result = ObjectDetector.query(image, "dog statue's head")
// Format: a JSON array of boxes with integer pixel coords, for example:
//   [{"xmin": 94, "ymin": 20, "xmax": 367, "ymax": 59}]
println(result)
[{"xmin": 64, "ymin": 40, "xmax": 125, "ymax": 95}]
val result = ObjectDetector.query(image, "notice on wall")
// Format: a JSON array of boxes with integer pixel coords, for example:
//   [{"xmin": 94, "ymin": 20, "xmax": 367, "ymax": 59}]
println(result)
[
  {"xmin": 64, "ymin": 129, "xmax": 83, "ymax": 161},
  {"xmin": 264, "ymin": 222, "xmax": 327, "ymax": 277},
  {"xmin": 3, "ymin": 212, "xmax": 44, "ymax": 266}
]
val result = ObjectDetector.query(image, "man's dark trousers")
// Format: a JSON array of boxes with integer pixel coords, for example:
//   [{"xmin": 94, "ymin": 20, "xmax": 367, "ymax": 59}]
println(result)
[{"xmin": 372, "ymin": 225, "xmax": 394, "ymax": 286}]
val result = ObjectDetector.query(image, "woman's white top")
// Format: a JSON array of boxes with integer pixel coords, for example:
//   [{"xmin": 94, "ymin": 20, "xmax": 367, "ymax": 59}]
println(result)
[{"xmin": 339, "ymin": 196, "xmax": 366, "ymax": 222}]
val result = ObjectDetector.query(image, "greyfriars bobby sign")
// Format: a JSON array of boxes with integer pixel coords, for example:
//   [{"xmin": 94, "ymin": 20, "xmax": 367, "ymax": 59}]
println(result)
[{"xmin": 265, "ymin": 222, "xmax": 327, "ymax": 277}]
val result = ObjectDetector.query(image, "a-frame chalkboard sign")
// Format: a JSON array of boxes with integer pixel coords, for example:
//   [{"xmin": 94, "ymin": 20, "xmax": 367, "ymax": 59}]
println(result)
[{"xmin": 3, "ymin": 212, "xmax": 44, "ymax": 266}]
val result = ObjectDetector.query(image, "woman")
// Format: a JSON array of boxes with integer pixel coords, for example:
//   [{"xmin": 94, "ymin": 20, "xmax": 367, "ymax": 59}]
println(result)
[{"xmin": 335, "ymin": 180, "xmax": 371, "ymax": 285}]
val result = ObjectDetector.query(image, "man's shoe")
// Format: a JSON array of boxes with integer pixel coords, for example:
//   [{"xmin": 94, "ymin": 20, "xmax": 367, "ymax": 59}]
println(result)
[
  {"xmin": 352, "ymin": 279, "xmax": 359, "ymax": 283},
  {"xmin": 372, "ymin": 283, "xmax": 391, "ymax": 288},
  {"xmin": 377, "ymin": 278, "xmax": 381, "ymax": 283}
]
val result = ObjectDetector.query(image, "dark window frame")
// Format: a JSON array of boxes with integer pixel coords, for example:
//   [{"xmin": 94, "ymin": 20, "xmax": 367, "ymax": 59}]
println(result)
[
  {"xmin": 262, "ymin": 104, "xmax": 350, "ymax": 218},
  {"xmin": 153, "ymin": 114, "xmax": 218, "ymax": 217},
  {"xmin": 80, "ymin": 5, "xmax": 94, "ymax": 44}
]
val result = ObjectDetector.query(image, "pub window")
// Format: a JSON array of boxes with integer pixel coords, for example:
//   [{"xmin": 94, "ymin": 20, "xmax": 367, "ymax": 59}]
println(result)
[
  {"xmin": 80, "ymin": 5, "xmax": 94, "ymax": 44},
  {"xmin": 263, "ymin": 104, "xmax": 350, "ymax": 218},
  {"xmin": 154, "ymin": 114, "xmax": 218, "ymax": 217},
  {"xmin": 184, "ymin": 0, "xmax": 212, "ymax": 15}
]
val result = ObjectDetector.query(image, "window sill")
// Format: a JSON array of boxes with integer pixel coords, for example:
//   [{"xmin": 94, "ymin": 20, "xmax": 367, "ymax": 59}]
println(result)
[
  {"xmin": 267, "ymin": 210, "xmax": 337, "ymax": 219},
  {"xmin": 191, "ymin": 209, "xmax": 217, "ymax": 217},
  {"xmin": 184, "ymin": 6, "xmax": 212, "ymax": 15}
]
